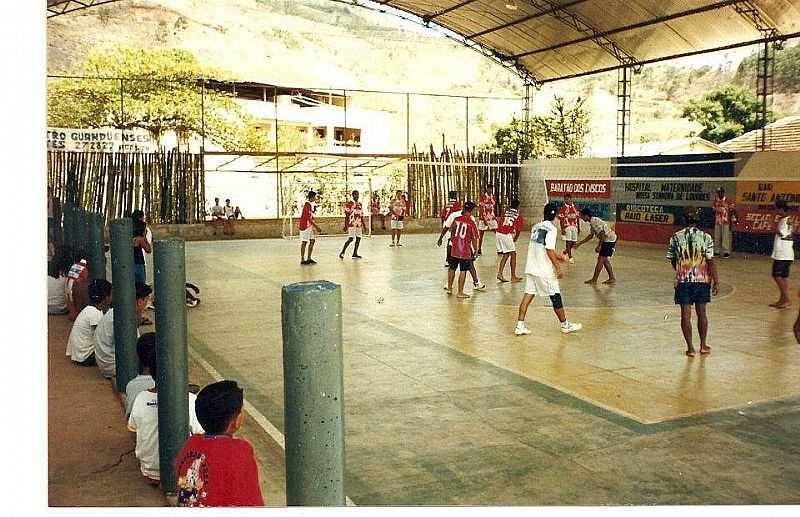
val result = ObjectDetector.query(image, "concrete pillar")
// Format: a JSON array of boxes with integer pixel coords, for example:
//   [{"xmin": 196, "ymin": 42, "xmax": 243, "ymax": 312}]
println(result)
[
  {"xmin": 87, "ymin": 213, "xmax": 106, "ymax": 280},
  {"xmin": 110, "ymin": 218, "xmax": 138, "ymax": 393},
  {"xmin": 281, "ymin": 280, "xmax": 346, "ymax": 506},
  {"xmin": 153, "ymin": 238, "xmax": 188, "ymax": 494}
]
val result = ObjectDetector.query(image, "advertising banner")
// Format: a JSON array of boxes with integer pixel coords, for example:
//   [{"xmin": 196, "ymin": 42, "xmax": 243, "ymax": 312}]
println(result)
[
  {"xmin": 616, "ymin": 204, "xmax": 682, "ymax": 225},
  {"xmin": 613, "ymin": 179, "xmax": 725, "ymax": 206},
  {"xmin": 47, "ymin": 127, "xmax": 156, "ymax": 153},
  {"xmin": 546, "ymin": 179, "xmax": 611, "ymax": 199},
  {"xmin": 735, "ymin": 208, "xmax": 800, "ymax": 234},
  {"xmin": 735, "ymin": 181, "xmax": 800, "ymax": 207}
]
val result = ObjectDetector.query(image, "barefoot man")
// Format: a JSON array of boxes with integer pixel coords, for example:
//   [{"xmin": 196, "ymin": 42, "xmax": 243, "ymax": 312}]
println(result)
[
  {"xmin": 515, "ymin": 202, "xmax": 582, "ymax": 336},
  {"xmin": 666, "ymin": 207, "xmax": 719, "ymax": 357},
  {"xmin": 496, "ymin": 198, "xmax": 524, "ymax": 283},
  {"xmin": 339, "ymin": 190, "xmax": 364, "ymax": 260},
  {"xmin": 770, "ymin": 199, "xmax": 794, "ymax": 309},
  {"xmin": 446, "ymin": 201, "xmax": 480, "ymax": 299},
  {"xmin": 574, "ymin": 208, "xmax": 617, "ymax": 285}
]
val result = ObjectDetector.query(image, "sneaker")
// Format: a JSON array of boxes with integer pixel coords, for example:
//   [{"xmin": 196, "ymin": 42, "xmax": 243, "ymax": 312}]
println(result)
[
  {"xmin": 352, "ymin": 254, "xmax": 362, "ymax": 259},
  {"xmin": 444, "ymin": 283, "xmax": 449, "ymax": 290},
  {"xmin": 569, "ymin": 257, "xmax": 575, "ymax": 264},
  {"xmin": 389, "ymin": 243, "xmax": 396, "ymax": 247},
  {"xmin": 560, "ymin": 322, "xmax": 582, "ymax": 334},
  {"xmin": 515, "ymin": 325, "xmax": 532, "ymax": 336},
  {"xmin": 397, "ymin": 243, "xmax": 403, "ymax": 246},
  {"xmin": 473, "ymin": 282, "xmax": 486, "ymax": 291},
  {"xmin": 307, "ymin": 259, "xmax": 317, "ymax": 265},
  {"xmin": 300, "ymin": 260, "xmax": 309, "ymax": 265},
  {"xmin": 339, "ymin": 253, "xmax": 344, "ymax": 259}
]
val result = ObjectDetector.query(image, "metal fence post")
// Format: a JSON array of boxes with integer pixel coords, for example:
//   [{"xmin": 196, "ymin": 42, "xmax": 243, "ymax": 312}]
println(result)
[
  {"xmin": 281, "ymin": 280, "xmax": 346, "ymax": 506},
  {"xmin": 154, "ymin": 238, "xmax": 188, "ymax": 494},
  {"xmin": 87, "ymin": 213, "xmax": 106, "ymax": 280},
  {"xmin": 110, "ymin": 218, "xmax": 138, "ymax": 393}
]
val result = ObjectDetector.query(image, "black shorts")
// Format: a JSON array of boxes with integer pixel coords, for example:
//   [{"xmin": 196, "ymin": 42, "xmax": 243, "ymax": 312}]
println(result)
[
  {"xmin": 674, "ymin": 282, "xmax": 711, "ymax": 306},
  {"xmin": 599, "ymin": 241, "xmax": 616, "ymax": 257},
  {"xmin": 448, "ymin": 257, "xmax": 473, "ymax": 272},
  {"xmin": 772, "ymin": 260, "xmax": 792, "ymax": 278}
]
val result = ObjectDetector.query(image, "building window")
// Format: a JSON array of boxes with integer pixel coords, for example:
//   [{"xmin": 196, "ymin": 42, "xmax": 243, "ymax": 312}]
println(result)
[
  {"xmin": 334, "ymin": 127, "xmax": 361, "ymax": 147},
  {"xmin": 314, "ymin": 127, "xmax": 327, "ymax": 139}
]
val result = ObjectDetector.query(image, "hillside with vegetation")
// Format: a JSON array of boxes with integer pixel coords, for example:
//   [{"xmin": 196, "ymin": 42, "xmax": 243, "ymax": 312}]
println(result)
[{"xmin": 47, "ymin": 0, "xmax": 800, "ymax": 156}]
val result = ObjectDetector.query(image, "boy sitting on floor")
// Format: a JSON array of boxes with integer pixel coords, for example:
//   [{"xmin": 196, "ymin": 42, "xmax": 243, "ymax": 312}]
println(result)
[
  {"xmin": 66, "ymin": 279, "xmax": 112, "ymax": 366},
  {"xmin": 175, "ymin": 380, "xmax": 264, "ymax": 507}
]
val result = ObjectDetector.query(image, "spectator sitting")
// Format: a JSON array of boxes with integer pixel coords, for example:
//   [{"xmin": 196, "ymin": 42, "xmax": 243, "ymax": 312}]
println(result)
[
  {"xmin": 210, "ymin": 197, "xmax": 225, "ymax": 235},
  {"xmin": 233, "ymin": 206, "xmax": 245, "ymax": 220},
  {"xmin": 175, "ymin": 380, "xmax": 264, "ymax": 507},
  {"xmin": 125, "ymin": 333, "xmax": 157, "ymax": 416},
  {"xmin": 48, "ymin": 250, "xmax": 71, "ymax": 315},
  {"xmin": 95, "ymin": 283, "xmax": 153, "ymax": 379},
  {"xmin": 128, "ymin": 345, "xmax": 204, "ymax": 485},
  {"xmin": 223, "ymin": 199, "xmax": 236, "ymax": 235},
  {"xmin": 66, "ymin": 279, "xmax": 112, "ymax": 367},
  {"xmin": 65, "ymin": 249, "xmax": 90, "ymax": 321}
]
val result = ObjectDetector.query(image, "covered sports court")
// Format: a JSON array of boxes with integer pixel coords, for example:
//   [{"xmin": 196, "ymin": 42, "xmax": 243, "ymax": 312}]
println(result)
[{"xmin": 45, "ymin": 0, "xmax": 800, "ymax": 507}]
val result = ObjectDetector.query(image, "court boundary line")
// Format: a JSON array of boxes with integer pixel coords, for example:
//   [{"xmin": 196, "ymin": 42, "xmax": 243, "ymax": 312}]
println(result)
[{"xmin": 188, "ymin": 347, "xmax": 356, "ymax": 507}]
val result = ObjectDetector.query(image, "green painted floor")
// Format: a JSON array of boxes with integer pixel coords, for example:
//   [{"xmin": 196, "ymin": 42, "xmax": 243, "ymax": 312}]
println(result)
[{"xmin": 172, "ymin": 233, "xmax": 800, "ymax": 505}]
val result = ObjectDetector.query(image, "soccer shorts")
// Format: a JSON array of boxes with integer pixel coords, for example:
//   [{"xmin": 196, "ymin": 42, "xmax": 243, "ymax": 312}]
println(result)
[
  {"xmin": 599, "ymin": 241, "xmax": 616, "ymax": 257},
  {"xmin": 390, "ymin": 219, "xmax": 404, "ymax": 230},
  {"xmin": 496, "ymin": 233, "xmax": 516, "ymax": 254},
  {"xmin": 524, "ymin": 275, "xmax": 560, "ymax": 296},
  {"xmin": 299, "ymin": 228, "xmax": 316, "ymax": 242},
  {"xmin": 772, "ymin": 260, "xmax": 792, "ymax": 278},
  {"xmin": 674, "ymin": 282, "xmax": 711, "ymax": 305},
  {"xmin": 448, "ymin": 257, "xmax": 473, "ymax": 272},
  {"xmin": 562, "ymin": 225, "xmax": 578, "ymax": 242},
  {"xmin": 478, "ymin": 219, "xmax": 498, "ymax": 231},
  {"xmin": 347, "ymin": 227, "xmax": 363, "ymax": 238}
]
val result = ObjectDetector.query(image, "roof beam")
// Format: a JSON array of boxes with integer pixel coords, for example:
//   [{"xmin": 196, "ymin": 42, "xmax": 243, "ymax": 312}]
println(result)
[
  {"xmin": 516, "ymin": 0, "xmax": 638, "ymax": 65},
  {"xmin": 424, "ymin": 0, "xmax": 482, "ymax": 23},
  {"xmin": 467, "ymin": 0, "xmax": 589, "ymax": 39},
  {"xmin": 47, "ymin": 0, "xmax": 123, "ymax": 18},
  {"xmin": 512, "ymin": 0, "xmax": 745, "ymax": 60},
  {"xmin": 732, "ymin": 0, "xmax": 781, "ymax": 38}
]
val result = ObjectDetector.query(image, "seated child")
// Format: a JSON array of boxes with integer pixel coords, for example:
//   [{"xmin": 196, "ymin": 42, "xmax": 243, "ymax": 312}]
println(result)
[
  {"xmin": 47, "ymin": 250, "xmax": 71, "ymax": 315},
  {"xmin": 175, "ymin": 380, "xmax": 264, "ymax": 507},
  {"xmin": 66, "ymin": 250, "xmax": 90, "ymax": 321},
  {"xmin": 125, "ymin": 332, "xmax": 156, "ymax": 416},
  {"xmin": 95, "ymin": 283, "xmax": 153, "ymax": 379},
  {"xmin": 128, "ymin": 348, "xmax": 204, "ymax": 484},
  {"xmin": 65, "ymin": 279, "xmax": 112, "ymax": 366}
]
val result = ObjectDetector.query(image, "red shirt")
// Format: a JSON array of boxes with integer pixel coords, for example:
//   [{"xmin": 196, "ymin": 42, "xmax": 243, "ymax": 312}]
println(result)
[
  {"xmin": 557, "ymin": 203, "xmax": 580, "ymax": 230},
  {"xmin": 370, "ymin": 198, "xmax": 381, "ymax": 215},
  {"xmin": 175, "ymin": 434, "xmax": 264, "ymax": 507},
  {"xmin": 344, "ymin": 201, "xmax": 363, "ymax": 228},
  {"xmin": 497, "ymin": 209, "xmax": 524, "ymax": 238},
  {"xmin": 390, "ymin": 198, "xmax": 407, "ymax": 220},
  {"xmin": 450, "ymin": 214, "xmax": 479, "ymax": 259},
  {"xmin": 440, "ymin": 200, "xmax": 461, "ymax": 221},
  {"xmin": 713, "ymin": 197, "xmax": 734, "ymax": 225},
  {"xmin": 299, "ymin": 202, "xmax": 314, "ymax": 231},
  {"xmin": 479, "ymin": 194, "xmax": 496, "ymax": 221}
]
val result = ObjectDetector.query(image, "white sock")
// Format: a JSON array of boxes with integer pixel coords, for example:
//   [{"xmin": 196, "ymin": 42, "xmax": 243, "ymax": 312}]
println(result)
[
  {"xmin": 516, "ymin": 320, "xmax": 525, "ymax": 328},
  {"xmin": 560, "ymin": 320, "xmax": 569, "ymax": 327}
]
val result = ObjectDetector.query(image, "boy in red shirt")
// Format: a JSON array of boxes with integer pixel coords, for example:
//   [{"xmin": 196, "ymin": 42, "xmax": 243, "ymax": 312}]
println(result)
[
  {"xmin": 370, "ymin": 192, "xmax": 384, "ymax": 232},
  {"xmin": 557, "ymin": 193, "xmax": 580, "ymax": 264},
  {"xmin": 340, "ymin": 190, "xmax": 364, "ymax": 259},
  {"xmin": 389, "ymin": 190, "xmax": 407, "ymax": 247},
  {"xmin": 175, "ymin": 380, "xmax": 264, "ymax": 507},
  {"xmin": 447, "ymin": 201, "xmax": 480, "ymax": 299},
  {"xmin": 477, "ymin": 184, "xmax": 497, "ymax": 255},
  {"xmin": 299, "ymin": 191, "xmax": 322, "ymax": 265},
  {"xmin": 496, "ymin": 198, "xmax": 524, "ymax": 283}
]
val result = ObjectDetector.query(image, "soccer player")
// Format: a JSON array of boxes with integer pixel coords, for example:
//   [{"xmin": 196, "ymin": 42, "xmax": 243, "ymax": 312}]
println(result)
[
  {"xmin": 477, "ymin": 184, "xmax": 498, "ymax": 255},
  {"xmin": 574, "ymin": 208, "xmax": 617, "ymax": 285},
  {"xmin": 558, "ymin": 193, "xmax": 580, "ymax": 264},
  {"xmin": 666, "ymin": 207, "xmax": 719, "ymax": 357},
  {"xmin": 496, "ymin": 198, "xmax": 524, "ymax": 283},
  {"xmin": 515, "ymin": 202, "xmax": 582, "ymax": 336},
  {"xmin": 340, "ymin": 190, "xmax": 364, "ymax": 259},
  {"xmin": 299, "ymin": 190, "xmax": 322, "ymax": 265},
  {"xmin": 712, "ymin": 187, "xmax": 734, "ymax": 258},
  {"xmin": 389, "ymin": 190, "xmax": 407, "ymax": 247},
  {"xmin": 446, "ymin": 201, "xmax": 480, "ymax": 299},
  {"xmin": 438, "ymin": 203, "xmax": 487, "ymax": 293},
  {"xmin": 370, "ymin": 192, "xmax": 384, "ymax": 232},
  {"xmin": 770, "ymin": 199, "xmax": 794, "ymax": 309},
  {"xmin": 440, "ymin": 191, "xmax": 462, "ymax": 222}
]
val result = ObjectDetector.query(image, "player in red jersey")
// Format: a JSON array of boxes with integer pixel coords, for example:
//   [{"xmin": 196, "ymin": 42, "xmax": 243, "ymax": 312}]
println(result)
[
  {"xmin": 558, "ymin": 193, "xmax": 580, "ymax": 264},
  {"xmin": 339, "ymin": 190, "xmax": 364, "ymax": 260},
  {"xmin": 496, "ymin": 198, "xmax": 525, "ymax": 283},
  {"xmin": 370, "ymin": 192, "xmax": 384, "ymax": 232},
  {"xmin": 477, "ymin": 184, "xmax": 497, "ymax": 255},
  {"xmin": 446, "ymin": 201, "xmax": 480, "ymax": 298},
  {"xmin": 299, "ymin": 190, "xmax": 322, "ymax": 265},
  {"xmin": 389, "ymin": 190, "xmax": 408, "ymax": 247},
  {"xmin": 440, "ymin": 191, "xmax": 462, "ymax": 222}
]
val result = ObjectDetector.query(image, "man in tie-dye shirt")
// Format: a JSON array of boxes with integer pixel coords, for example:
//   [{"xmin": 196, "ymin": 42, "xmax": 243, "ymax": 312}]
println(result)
[{"xmin": 666, "ymin": 207, "xmax": 719, "ymax": 357}]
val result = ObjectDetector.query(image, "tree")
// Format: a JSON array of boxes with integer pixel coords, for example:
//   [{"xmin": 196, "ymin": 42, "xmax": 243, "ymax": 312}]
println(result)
[
  {"xmin": 735, "ymin": 44, "xmax": 800, "ymax": 93},
  {"xmin": 487, "ymin": 96, "xmax": 590, "ymax": 160},
  {"xmin": 681, "ymin": 85, "xmax": 768, "ymax": 143},
  {"xmin": 48, "ymin": 45, "xmax": 271, "ymax": 151}
]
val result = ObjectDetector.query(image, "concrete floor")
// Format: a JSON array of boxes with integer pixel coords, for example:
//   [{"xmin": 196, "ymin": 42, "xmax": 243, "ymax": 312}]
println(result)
[{"xmin": 179, "ymin": 232, "xmax": 800, "ymax": 505}]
